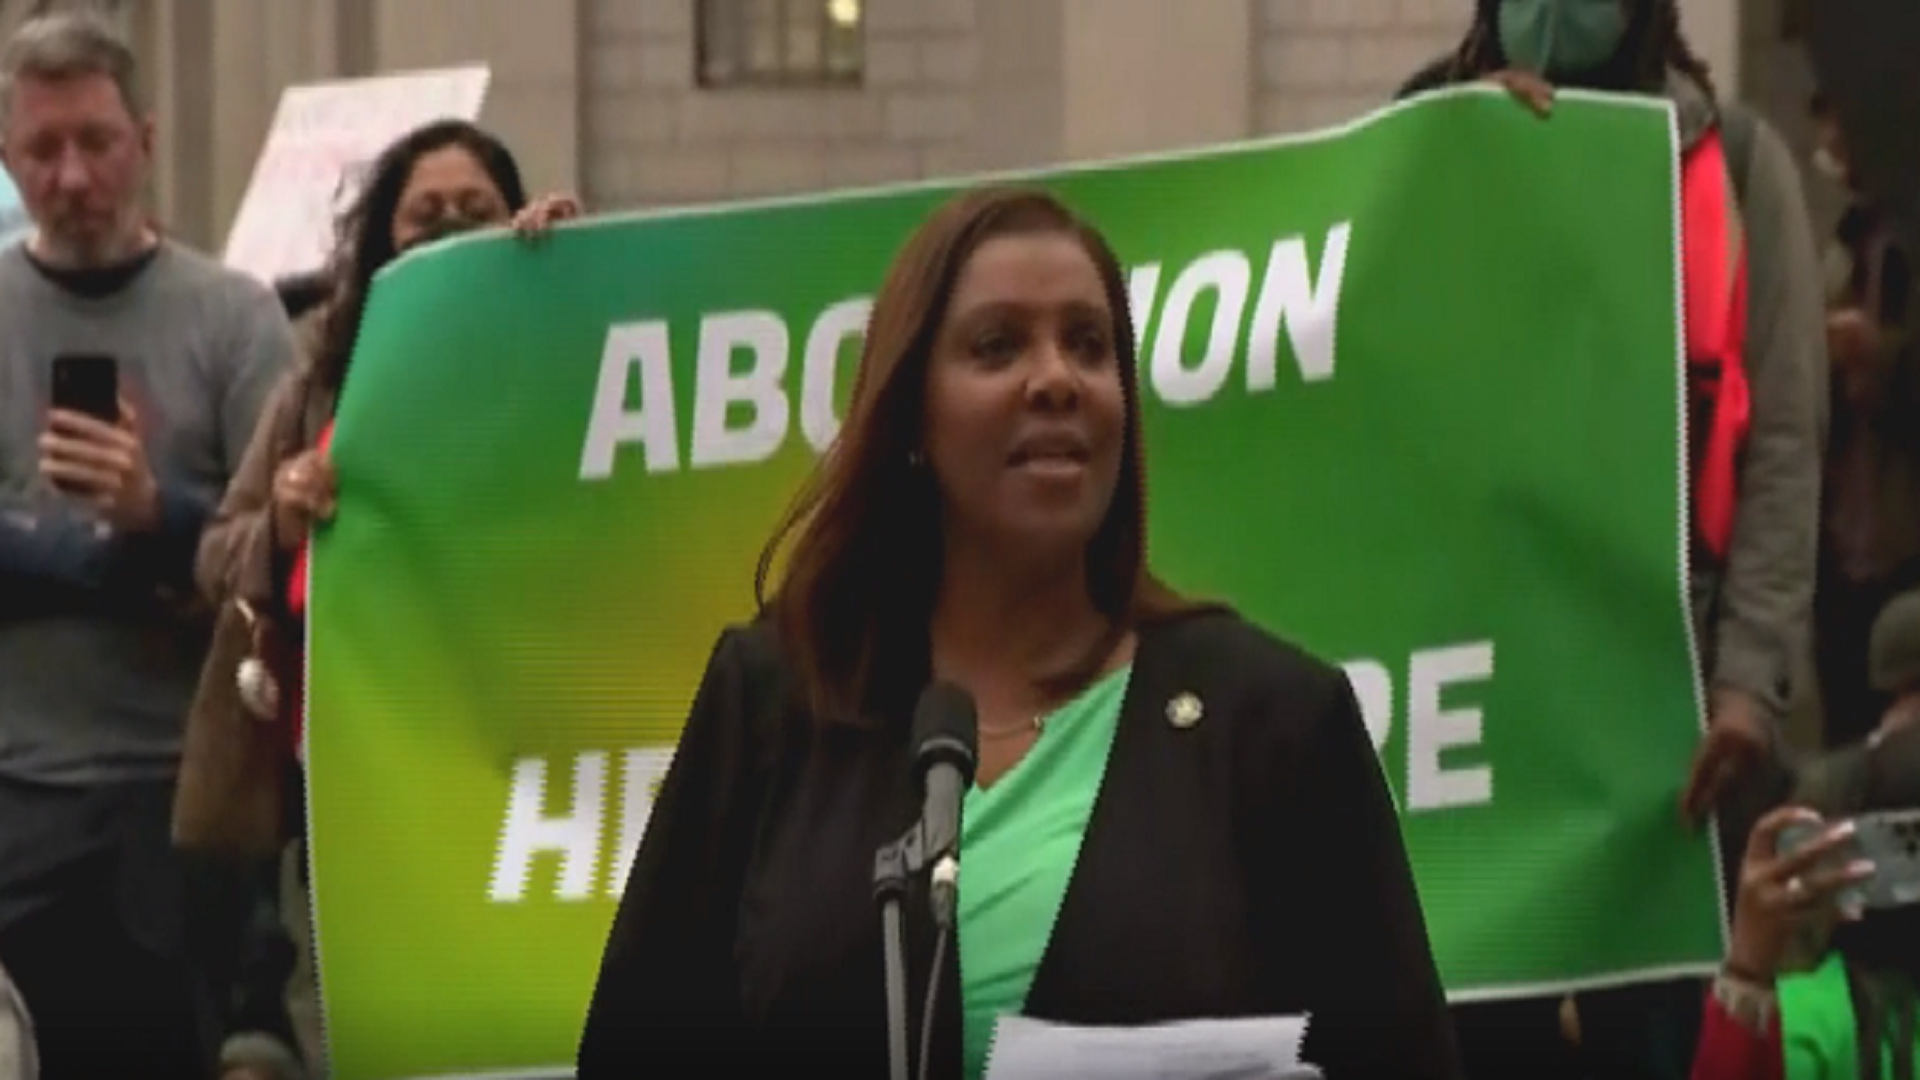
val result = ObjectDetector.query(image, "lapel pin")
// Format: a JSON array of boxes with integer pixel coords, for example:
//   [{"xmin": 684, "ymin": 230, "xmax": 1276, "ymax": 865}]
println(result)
[{"xmin": 1166, "ymin": 692, "xmax": 1203, "ymax": 729}]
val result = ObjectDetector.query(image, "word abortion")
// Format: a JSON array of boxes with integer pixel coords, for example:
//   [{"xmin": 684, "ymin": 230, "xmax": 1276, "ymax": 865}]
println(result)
[{"xmin": 577, "ymin": 222, "xmax": 1353, "ymax": 480}]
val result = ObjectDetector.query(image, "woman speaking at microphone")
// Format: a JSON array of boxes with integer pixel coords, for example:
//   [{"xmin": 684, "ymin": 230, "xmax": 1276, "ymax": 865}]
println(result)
[{"xmin": 576, "ymin": 187, "xmax": 1461, "ymax": 1080}]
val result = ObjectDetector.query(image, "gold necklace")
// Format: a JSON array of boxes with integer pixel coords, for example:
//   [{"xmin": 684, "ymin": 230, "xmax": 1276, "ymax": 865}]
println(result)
[{"xmin": 977, "ymin": 711, "xmax": 1046, "ymax": 741}]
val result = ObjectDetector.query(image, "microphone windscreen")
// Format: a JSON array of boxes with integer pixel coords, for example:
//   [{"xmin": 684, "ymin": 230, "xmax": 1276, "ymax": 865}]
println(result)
[{"xmin": 911, "ymin": 681, "xmax": 978, "ymax": 780}]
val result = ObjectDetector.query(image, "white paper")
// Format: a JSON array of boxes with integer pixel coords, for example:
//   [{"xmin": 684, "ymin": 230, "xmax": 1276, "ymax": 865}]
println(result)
[{"xmin": 983, "ymin": 1013, "xmax": 1322, "ymax": 1080}]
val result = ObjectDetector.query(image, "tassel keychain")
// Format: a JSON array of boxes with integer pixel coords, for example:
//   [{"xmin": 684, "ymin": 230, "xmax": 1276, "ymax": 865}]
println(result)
[{"xmin": 232, "ymin": 599, "xmax": 282, "ymax": 722}]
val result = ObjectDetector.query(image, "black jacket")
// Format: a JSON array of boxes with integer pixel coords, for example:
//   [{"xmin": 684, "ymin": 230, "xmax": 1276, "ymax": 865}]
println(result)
[{"xmin": 577, "ymin": 609, "xmax": 1463, "ymax": 1079}]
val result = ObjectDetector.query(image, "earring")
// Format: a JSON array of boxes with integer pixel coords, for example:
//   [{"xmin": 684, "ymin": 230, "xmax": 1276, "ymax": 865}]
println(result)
[{"xmin": 906, "ymin": 450, "xmax": 924, "ymax": 468}]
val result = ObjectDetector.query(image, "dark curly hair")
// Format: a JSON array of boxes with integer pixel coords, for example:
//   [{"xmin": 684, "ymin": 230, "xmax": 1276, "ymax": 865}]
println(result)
[
  {"xmin": 310, "ymin": 119, "xmax": 528, "ymax": 391},
  {"xmin": 1438, "ymin": 0, "xmax": 1716, "ymax": 96}
]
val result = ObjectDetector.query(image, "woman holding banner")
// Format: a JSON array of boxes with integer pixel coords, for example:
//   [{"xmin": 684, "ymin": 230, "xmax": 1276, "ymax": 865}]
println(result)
[
  {"xmin": 1402, "ymin": 1, "xmax": 1828, "ymax": 1077},
  {"xmin": 577, "ymin": 187, "xmax": 1462, "ymax": 1080},
  {"xmin": 181, "ymin": 117, "xmax": 576, "ymax": 851},
  {"xmin": 177, "ymin": 118, "xmax": 578, "ymax": 1074}
]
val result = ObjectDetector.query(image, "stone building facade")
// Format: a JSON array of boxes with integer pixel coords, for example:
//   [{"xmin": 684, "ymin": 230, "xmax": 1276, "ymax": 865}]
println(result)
[{"xmin": 4, "ymin": 0, "xmax": 1774, "ymax": 255}]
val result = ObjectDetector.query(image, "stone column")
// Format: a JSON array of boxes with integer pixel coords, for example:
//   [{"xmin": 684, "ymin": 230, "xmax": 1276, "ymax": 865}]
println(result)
[
  {"xmin": 369, "ymin": 0, "xmax": 582, "ymax": 195},
  {"xmin": 1059, "ymin": 0, "xmax": 1254, "ymax": 161},
  {"xmin": 194, "ymin": 0, "xmax": 359, "ymax": 253},
  {"xmin": 1679, "ymin": 0, "xmax": 1742, "ymax": 99},
  {"xmin": 143, "ymin": 0, "xmax": 215, "ymax": 248}
]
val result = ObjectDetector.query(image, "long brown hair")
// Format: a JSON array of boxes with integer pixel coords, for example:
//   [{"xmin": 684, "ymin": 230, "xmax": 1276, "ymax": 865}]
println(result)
[
  {"xmin": 311, "ymin": 120, "xmax": 528, "ymax": 392},
  {"xmin": 755, "ymin": 187, "xmax": 1191, "ymax": 726}
]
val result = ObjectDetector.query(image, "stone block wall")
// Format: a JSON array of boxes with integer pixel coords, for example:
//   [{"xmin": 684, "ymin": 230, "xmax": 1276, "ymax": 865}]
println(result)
[
  {"xmin": 579, "ymin": 0, "xmax": 1035, "ymax": 207},
  {"xmin": 78, "ymin": 0, "xmax": 1790, "ymax": 250}
]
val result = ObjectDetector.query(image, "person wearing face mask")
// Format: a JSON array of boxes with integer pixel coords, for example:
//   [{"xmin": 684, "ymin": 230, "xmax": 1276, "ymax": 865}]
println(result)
[
  {"xmin": 172, "ymin": 118, "xmax": 579, "ymax": 1075},
  {"xmin": 1400, "ymin": 2, "xmax": 1829, "ymax": 1078},
  {"xmin": 1806, "ymin": 90, "xmax": 1920, "ymax": 756}
]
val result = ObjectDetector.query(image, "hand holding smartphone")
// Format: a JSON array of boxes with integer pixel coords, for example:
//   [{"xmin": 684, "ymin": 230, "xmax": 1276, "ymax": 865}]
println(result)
[
  {"xmin": 50, "ymin": 352, "xmax": 121, "ymax": 423},
  {"xmin": 40, "ymin": 353, "xmax": 144, "ymax": 518},
  {"xmin": 1779, "ymin": 809, "xmax": 1920, "ymax": 912}
]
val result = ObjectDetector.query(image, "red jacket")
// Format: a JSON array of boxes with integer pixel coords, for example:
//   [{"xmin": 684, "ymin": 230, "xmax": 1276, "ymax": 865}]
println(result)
[
  {"xmin": 1691, "ymin": 984, "xmax": 1783, "ymax": 1080},
  {"xmin": 287, "ymin": 420, "xmax": 333, "ymax": 618},
  {"xmin": 283, "ymin": 419, "xmax": 334, "ymax": 760}
]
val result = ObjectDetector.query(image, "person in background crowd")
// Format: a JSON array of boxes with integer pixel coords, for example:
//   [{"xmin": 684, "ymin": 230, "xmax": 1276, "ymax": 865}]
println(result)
[
  {"xmin": 1808, "ymin": 89, "xmax": 1919, "ymax": 752},
  {"xmin": 214, "ymin": 877, "xmax": 304, "ymax": 1080},
  {"xmin": 179, "ymin": 118, "xmax": 577, "ymax": 1071},
  {"xmin": 198, "ymin": 271, "xmax": 340, "ymax": 1080},
  {"xmin": 0, "ymin": 11, "xmax": 298, "ymax": 1080},
  {"xmin": 1400, "ymin": 1, "xmax": 1828, "ymax": 1078},
  {"xmin": 576, "ymin": 186, "xmax": 1463, "ymax": 1080},
  {"xmin": 1867, "ymin": 594, "xmax": 1920, "ymax": 741},
  {"xmin": 1693, "ymin": 591, "xmax": 1920, "ymax": 1079}
]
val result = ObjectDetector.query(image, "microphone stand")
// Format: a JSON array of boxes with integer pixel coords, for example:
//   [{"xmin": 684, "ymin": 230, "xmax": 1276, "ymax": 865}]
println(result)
[{"xmin": 873, "ymin": 828, "xmax": 925, "ymax": 1080}]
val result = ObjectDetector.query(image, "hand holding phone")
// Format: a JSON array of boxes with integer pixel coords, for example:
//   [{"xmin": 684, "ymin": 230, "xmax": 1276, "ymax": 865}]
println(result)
[
  {"xmin": 50, "ymin": 353, "xmax": 121, "ymax": 424},
  {"xmin": 1729, "ymin": 808, "xmax": 1874, "ymax": 981},
  {"xmin": 39, "ymin": 353, "xmax": 159, "ymax": 531},
  {"xmin": 1779, "ymin": 809, "xmax": 1920, "ymax": 912}
]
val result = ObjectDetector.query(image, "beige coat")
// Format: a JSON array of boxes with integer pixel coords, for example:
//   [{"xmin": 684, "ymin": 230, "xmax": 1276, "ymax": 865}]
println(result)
[{"xmin": 172, "ymin": 314, "xmax": 338, "ymax": 855}]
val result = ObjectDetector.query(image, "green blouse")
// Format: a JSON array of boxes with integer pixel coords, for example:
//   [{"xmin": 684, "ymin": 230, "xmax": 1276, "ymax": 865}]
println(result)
[
  {"xmin": 957, "ymin": 665, "xmax": 1132, "ymax": 1080},
  {"xmin": 1781, "ymin": 952, "xmax": 1920, "ymax": 1080}
]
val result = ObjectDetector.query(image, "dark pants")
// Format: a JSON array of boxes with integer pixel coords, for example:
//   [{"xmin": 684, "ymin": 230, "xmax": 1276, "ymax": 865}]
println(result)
[
  {"xmin": 1451, "ymin": 996, "xmax": 1583, "ymax": 1079},
  {"xmin": 1452, "ymin": 979, "xmax": 1712, "ymax": 1080},
  {"xmin": 0, "ymin": 860, "xmax": 220, "ymax": 1079},
  {"xmin": 227, "ymin": 854, "xmax": 303, "ymax": 1065},
  {"xmin": 0, "ymin": 777, "xmax": 290, "ymax": 1080},
  {"xmin": 1574, "ymin": 979, "xmax": 1707, "ymax": 1080},
  {"xmin": 1814, "ymin": 563, "xmax": 1916, "ymax": 748}
]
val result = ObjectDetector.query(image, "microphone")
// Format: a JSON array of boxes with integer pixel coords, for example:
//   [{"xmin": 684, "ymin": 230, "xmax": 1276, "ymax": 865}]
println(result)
[{"xmin": 911, "ymin": 681, "xmax": 978, "ymax": 930}]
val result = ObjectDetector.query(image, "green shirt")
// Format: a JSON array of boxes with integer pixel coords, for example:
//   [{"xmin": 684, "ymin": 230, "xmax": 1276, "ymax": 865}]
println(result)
[
  {"xmin": 1781, "ymin": 952, "xmax": 1920, "ymax": 1080},
  {"xmin": 957, "ymin": 665, "xmax": 1132, "ymax": 1080}
]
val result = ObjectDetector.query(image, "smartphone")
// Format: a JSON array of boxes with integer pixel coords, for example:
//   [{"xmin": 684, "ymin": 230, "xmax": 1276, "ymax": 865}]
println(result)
[
  {"xmin": 1779, "ymin": 809, "xmax": 1920, "ymax": 911},
  {"xmin": 50, "ymin": 352, "xmax": 120, "ymax": 423}
]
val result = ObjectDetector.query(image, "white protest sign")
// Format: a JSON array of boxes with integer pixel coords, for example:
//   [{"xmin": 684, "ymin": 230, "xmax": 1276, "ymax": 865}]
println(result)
[{"xmin": 222, "ymin": 65, "xmax": 490, "ymax": 283}]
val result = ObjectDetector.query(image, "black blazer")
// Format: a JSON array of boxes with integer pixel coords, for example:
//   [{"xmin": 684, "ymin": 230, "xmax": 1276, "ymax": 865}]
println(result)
[{"xmin": 577, "ymin": 609, "xmax": 1463, "ymax": 1079}]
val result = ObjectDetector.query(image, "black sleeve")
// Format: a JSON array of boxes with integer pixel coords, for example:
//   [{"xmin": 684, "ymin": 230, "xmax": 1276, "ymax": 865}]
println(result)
[
  {"xmin": 577, "ymin": 628, "xmax": 760, "ymax": 1077},
  {"xmin": 1275, "ymin": 673, "xmax": 1463, "ymax": 1080}
]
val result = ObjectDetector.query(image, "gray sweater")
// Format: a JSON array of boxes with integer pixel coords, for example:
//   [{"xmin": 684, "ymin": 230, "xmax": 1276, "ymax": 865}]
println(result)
[{"xmin": 0, "ymin": 241, "xmax": 295, "ymax": 785}]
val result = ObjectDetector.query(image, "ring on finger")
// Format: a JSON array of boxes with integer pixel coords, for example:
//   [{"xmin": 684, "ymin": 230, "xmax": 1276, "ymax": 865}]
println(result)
[{"xmin": 1785, "ymin": 876, "xmax": 1808, "ymax": 902}]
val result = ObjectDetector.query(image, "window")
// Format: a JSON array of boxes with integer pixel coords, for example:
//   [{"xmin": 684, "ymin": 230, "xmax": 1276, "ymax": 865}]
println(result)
[{"xmin": 697, "ymin": 0, "xmax": 864, "ymax": 88}]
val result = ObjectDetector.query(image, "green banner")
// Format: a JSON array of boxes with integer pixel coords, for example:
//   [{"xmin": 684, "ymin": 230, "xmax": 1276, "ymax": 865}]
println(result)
[{"xmin": 309, "ymin": 88, "xmax": 1721, "ymax": 1080}]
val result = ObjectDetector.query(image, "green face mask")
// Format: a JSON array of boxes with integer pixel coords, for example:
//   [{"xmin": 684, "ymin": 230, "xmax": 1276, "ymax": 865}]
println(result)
[{"xmin": 1497, "ymin": 0, "xmax": 1628, "ymax": 78}]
